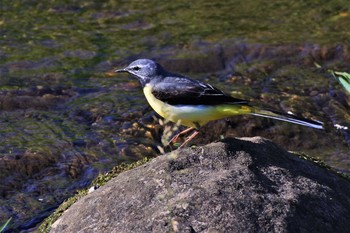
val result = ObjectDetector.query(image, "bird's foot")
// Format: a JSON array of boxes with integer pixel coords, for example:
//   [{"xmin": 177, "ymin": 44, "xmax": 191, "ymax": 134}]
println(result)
[
  {"xmin": 178, "ymin": 130, "xmax": 199, "ymax": 149},
  {"xmin": 168, "ymin": 127, "xmax": 195, "ymax": 145}
]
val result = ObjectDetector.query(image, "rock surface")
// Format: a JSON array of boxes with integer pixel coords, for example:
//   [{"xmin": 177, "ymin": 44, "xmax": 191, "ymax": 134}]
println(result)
[{"xmin": 50, "ymin": 137, "xmax": 350, "ymax": 233}]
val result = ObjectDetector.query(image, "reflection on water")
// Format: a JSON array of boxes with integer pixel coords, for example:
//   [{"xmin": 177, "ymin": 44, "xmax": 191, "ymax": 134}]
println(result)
[{"xmin": 1, "ymin": 0, "xmax": 350, "ymax": 231}]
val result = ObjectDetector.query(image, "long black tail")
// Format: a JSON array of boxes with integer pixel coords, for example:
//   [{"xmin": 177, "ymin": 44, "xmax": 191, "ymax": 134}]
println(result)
[{"xmin": 251, "ymin": 108, "xmax": 324, "ymax": 129}]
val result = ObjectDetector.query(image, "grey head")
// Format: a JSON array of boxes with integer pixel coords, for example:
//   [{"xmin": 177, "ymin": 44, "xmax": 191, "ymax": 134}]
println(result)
[{"xmin": 114, "ymin": 59, "xmax": 165, "ymax": 87}]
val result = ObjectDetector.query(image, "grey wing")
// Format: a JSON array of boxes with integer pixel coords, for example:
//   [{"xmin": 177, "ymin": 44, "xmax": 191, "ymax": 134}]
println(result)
[{"xmin": 151, "ymin": 76, "xmax": 249, "ymax": 106}]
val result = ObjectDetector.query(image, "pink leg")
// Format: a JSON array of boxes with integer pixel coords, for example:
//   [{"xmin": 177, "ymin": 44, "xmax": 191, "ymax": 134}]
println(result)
[
  {"xmin": 168, "ymin": 127, "xmax": 195, "ymax": 145},
  {"xmin": 178, "ymin": 130, "xmax": 199, "ymax": 148}
]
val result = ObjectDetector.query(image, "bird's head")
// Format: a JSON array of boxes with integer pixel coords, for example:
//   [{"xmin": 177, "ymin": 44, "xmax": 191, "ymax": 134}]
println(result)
[{"xmin": 114, "ymin": 59, "xmax": 164, "ymax": 86}]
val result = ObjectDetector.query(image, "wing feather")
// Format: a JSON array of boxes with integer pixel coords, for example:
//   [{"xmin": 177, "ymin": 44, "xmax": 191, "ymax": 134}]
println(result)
[{"xmin": 151, "ymin": 76, "xmax": 248, "ymax": 106}]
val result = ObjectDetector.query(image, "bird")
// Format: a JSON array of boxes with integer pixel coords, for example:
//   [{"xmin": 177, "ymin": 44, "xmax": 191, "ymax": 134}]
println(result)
[{"xmin": 115, "ymin": 59, "xmax": 324, "ymax": 148}]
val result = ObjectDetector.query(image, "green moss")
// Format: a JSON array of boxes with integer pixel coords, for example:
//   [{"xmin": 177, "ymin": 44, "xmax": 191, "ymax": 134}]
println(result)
[
  {"xmin": 37, "ymin": 189, "xmax": 88, "ymax": 233},
  {"xmin": 38, "ymin": 157, "xmax": 152, "ymax": 233},
  {"xmin": 92, "ymin": 157, "xmax": 153, "ymax": 186},
  {"xmin": 292, "ymin": 151, "xmax": 350, "ymax": 181}
]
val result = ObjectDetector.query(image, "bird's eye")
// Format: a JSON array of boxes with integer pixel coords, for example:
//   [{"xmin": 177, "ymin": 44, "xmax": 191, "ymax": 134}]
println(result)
[{"xmin": 132, "ymin": 66, "xmax": 140, "ymax": 71}]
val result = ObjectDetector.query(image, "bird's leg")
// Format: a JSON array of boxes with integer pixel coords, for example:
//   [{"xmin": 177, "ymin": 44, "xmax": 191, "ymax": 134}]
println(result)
[
  {"xmin": 178, "ymin": 130, "xmax": 199, "ymax": 149},
  {"xmin": 168, "ymin": 127, "xmax": 195, "ymax": 145}
]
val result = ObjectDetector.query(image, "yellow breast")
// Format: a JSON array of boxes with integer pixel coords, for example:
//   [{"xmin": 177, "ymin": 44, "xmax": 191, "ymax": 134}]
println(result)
[
  {"xmin": 143, "ymin": 84, "xmax": 169, "ymax": 119},
  {"xmin": 143, "ymin": 84, "xmax": 199, "ymax": 127}
]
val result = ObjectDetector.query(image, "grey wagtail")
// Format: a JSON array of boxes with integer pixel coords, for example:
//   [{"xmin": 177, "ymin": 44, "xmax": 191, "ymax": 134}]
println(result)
[{"xmin": 115, "ymin": 59, "xmax": 323, "ymax": 148}]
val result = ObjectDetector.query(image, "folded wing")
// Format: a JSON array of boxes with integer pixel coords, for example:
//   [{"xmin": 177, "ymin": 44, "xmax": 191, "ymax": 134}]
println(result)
[{"xmin": 151, "ymin": 76, "xmax": 248, "ymax": 106}]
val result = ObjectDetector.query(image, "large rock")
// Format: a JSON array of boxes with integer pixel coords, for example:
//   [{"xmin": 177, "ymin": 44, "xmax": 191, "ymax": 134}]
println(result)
[{"xmin": 50, "ymin": 137, "xmax": 350, "ymax": 233}]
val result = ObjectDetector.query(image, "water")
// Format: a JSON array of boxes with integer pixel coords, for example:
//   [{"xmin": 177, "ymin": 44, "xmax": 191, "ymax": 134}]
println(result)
[{"xmin": 1, "ymin": 0, "xmax": 350, "ymax": 231}]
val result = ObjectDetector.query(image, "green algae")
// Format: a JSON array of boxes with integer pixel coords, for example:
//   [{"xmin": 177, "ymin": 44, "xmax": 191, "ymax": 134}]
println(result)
[
  {"xmin": 0, "ymin": 110, "xmax": 84, "ymax": 153},
  {"xmin": 1, "ymin": 0, "xmax": 350, "ymax": 69}
]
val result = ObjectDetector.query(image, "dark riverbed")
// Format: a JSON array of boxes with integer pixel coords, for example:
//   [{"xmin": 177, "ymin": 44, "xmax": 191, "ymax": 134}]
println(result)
[{"xmin": 1, "ymin": 0, "xmax": 350, "ymax": 231}]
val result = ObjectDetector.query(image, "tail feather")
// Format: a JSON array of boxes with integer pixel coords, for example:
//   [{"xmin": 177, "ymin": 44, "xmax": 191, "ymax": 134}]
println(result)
[{"xmin": 251, "ymin": 108, "xmax": 324, "ymax": 130}]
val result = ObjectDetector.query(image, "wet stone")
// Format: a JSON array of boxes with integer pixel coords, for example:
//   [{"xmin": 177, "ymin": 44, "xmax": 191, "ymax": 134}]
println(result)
[
  {"xmin": 2, "ymin": 58, "xmax": 61, "ymax": 73},
  {"xmin": 0, "ymin": 88, "xmax": 73, "ymax": 111}
]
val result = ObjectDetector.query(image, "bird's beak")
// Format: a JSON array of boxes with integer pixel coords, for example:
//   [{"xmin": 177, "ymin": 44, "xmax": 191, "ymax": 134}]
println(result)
[{"xmin": 114, "ymin": 68, "xmax": 126, "ymax": 73}]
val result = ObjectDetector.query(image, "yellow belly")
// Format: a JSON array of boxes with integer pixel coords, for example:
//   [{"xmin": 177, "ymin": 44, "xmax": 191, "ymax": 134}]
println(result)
[{"xmin": 143, "ymin": 85, "xmax": 253, "ymax": 128}]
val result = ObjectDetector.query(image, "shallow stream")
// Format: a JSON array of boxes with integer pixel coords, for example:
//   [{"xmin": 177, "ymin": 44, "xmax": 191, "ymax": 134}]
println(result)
[{"xmin": 1, "ymin": 0, "xmax": 350, "ymax": 231}]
